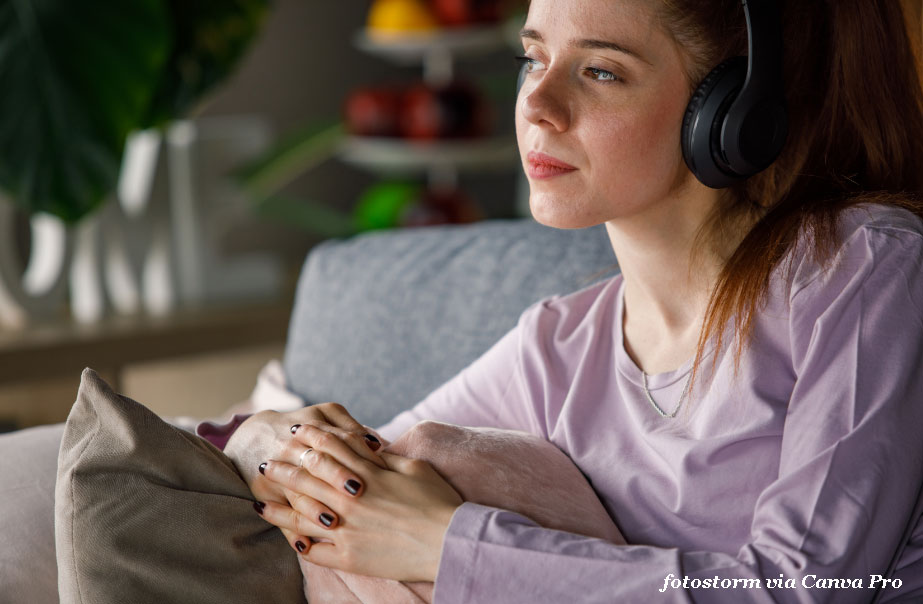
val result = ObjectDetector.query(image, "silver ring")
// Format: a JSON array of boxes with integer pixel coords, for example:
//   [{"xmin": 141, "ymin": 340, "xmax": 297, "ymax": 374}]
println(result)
[{"xmin": 298, "ymin": 447, "xmax": 313, "ymax": 469}]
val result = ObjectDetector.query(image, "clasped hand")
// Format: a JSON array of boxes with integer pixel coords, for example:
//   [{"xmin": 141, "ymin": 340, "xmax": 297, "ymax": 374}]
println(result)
[{"xmin": 224, "ymin": 404, "xmax": 462, "ymax": 583}]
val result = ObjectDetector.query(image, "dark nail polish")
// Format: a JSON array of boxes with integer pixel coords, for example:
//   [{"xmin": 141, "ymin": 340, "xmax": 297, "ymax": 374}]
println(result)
[
  {"xmin": 319, "ymin": 513, "xmax": 334, "ymax": 527},
  {"xmin": 253, "ymin": 501, "xmax": 265, "ymax": 515},
  {"xmin": 295, "ymin": 541, "xmax": 307, "ymax": 553},
  {"xmin": 364, "ymin": 434, "xmax": 381, "ymax": 450},
  {"xmin": 258, "ymin": 462, "xmax": 267, "ymax": 475},
  {"xmin": 290, "ymin": 424, "xmax": 301, "ymax": 434},
  {"xmin": 345, "ymin": 479, "xmax": 361, "ymax": 495}
]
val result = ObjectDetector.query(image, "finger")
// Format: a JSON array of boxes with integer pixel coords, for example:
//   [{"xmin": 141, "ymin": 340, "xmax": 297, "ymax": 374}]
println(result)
[
  {"xmin": 363, "ymin": 427, "xmax": 389, "ymax": 449},
  {"xmin": 299, "ymin": 540, "xmax": 339, "ymax": 569},
  {"xmin": 297, "ymin": 421, "xmax": 387, "ymax": 469},
  {"xmin": 378, "ymin": 451, "xmax": 432, "ymax": 475},
  {"xmin": 261, "ymin": 458, "xmax": 347, "ymax": 503},
  {"xmin": 290, "ymin": 426, "xmax": 374, "ymax": 494},
  {"xmin": 288, "ymin": 421, "xmax": 383, "ymax": 458},
  {"xmin": 314, "ymin": 402, "xmax": 366, "ymax": 434},
  {"xmin": 256, "ymin": 499, "xmax": 332, "ymax": 544},
  {"xmin": 274, "ymin": 436, "xmax": 368, "ymax": 498},
  {"xmin": 283, "ymin": 486, "xmax": 340, "ymax": 530},
  {"xmin": 248, "ymin": 471, "xmax": 288, "ymax": 504},
  {"xmin": 298, "ymin": 444, "xmax": 366, "ymax": 497},
  {"xmin": 279, "ymin": 527, "xmax": 312, "ymax": 557},
  {"xmin": 253, "ymin": 503, "xmax": 313, "ymax": 556},
  {"xmin": 314, "ymin": 403, "xmax": 383, "ymax": 452}
]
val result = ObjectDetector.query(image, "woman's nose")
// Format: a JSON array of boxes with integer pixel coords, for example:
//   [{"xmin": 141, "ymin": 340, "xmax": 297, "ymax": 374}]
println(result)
[{"xmin": 519, "ymin": 70, "xmax": 571, "ymax": 132}]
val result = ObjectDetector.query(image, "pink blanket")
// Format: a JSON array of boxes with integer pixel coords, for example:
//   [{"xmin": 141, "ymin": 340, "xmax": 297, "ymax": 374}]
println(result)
[{"xmin": 301, "ymin": 420, "xmax": 626, "ymax": 603}]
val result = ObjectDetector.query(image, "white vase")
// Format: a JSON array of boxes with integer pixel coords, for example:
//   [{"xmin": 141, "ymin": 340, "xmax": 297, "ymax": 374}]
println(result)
[
  {"xmin": 69, "ymin": 213, "xmax": 106, "ymax": 324},
  {"xmin": 0, "ymin": 199, "xmax": 70, "ymax": 328},
  {"xmin": 119, "ymin": 128, "xmax": 176, "ymax": 316}
]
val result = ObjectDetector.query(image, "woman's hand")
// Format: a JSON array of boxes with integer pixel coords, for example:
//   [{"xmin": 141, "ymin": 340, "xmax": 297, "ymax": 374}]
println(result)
[
  {"xmin": 256, "ymin": 424, "xmax": 464, "ymax": 583},
  {"xmin": 223, "ymin": 404, "xmax": 388, "ymax": 547}
]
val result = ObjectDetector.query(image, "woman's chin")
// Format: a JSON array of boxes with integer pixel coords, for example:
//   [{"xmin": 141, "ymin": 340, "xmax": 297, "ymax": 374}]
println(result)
[{"xmin": 529, "ymin": 198, "xmax": 604, "ymax": 230}]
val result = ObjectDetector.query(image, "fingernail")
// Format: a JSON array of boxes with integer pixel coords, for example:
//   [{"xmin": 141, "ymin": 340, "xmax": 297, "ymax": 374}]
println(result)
[
  {"xmin": 295, "ymin": 541, "xmax": 307, "ymax": 553},
  {"xmin": 319, "ymin": 513, "xmax": 334, "ymax": 527},
  {"xmin": 258, "ymin": 462, "xmax": 267, "ymax": 475},
  {"xmin": 253, "ymin": 501, "xmax": 265, "ymax": 515},
  {"xmin": 364, "ymin": 434, "xmax": 381, "ymax": 450},
  {"xmin": 345, "ymin": 479, "xmax": 361, "ymax": 495},
  {"xmin": 290, "ymin": 424, "xmax": 301, "ymax": 434}
]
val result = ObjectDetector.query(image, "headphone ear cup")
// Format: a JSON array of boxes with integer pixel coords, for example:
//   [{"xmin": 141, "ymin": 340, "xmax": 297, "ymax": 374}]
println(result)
[{"xmin": 681, "ymin": 56, "xmax": 748, "ymax": 189}]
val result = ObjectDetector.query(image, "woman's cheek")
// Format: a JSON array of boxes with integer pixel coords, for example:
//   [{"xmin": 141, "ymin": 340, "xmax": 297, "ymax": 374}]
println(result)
[
  {"xmin": 592, "ymin": 115, "xmax": 660, "ymax": 193},
  {"xmin": 621, "ymin": 103, "xmax": 687, "ymax": 193}
]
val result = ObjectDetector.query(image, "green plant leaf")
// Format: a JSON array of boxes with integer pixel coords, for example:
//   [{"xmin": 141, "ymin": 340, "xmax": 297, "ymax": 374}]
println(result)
[
  {"xmin": 142, "ymin": 0, "xmax": 270, "ymax": 128},
  {"xmin": 236, "ymin": 119, "xmax": 345, "ymax": 201},
  {"xmin": 255, "ymin": 194, "xmax": 357, "ymax": 239},
  {"xmin": 0, "ymin": 0, "xmax": 170, "ymax": 222}
]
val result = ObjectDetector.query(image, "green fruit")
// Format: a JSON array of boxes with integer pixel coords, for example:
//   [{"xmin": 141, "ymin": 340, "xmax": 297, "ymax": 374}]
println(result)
[{"xmin": 354, "ymin": 181, "xmax": 421, "ymax": 231}]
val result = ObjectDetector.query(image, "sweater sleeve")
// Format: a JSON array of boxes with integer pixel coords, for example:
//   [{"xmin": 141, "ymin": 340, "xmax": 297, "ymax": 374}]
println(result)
[{"xmin": 431, "ymin": 222, "xmax": 923, "ymax": 603}]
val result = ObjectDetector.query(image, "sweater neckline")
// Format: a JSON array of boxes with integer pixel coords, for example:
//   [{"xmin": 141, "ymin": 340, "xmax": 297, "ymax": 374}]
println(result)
[{"xmin": 613, "ymin": 277, "xmax": 716, "ymax": 391}]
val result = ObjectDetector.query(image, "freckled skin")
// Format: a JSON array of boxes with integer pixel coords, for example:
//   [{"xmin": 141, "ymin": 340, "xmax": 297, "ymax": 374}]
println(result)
[{"xmin": 516, "ymin": 0, "xmax": 698, "ymax": 230}]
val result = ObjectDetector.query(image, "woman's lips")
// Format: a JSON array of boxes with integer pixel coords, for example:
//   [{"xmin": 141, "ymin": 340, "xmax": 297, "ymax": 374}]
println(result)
[{"xmin": 527, "ymin": 151, "xmax": 577, "ymax": 180}]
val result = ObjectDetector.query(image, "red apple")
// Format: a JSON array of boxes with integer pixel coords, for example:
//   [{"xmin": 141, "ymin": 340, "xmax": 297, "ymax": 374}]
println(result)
[
  {"xmin": 400, "ymin": 81, "xmax": 489, "ymax": 140},
  {"xmin": 429, "ymin": 0, "xmax": 503, "ymax": 26},
  {"xmin": 343, "ymin": 86, "xmax": 405, "ymax": 137}
]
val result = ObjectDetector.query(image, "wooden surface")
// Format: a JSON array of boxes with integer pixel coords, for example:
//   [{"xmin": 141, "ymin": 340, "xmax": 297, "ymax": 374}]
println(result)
[
  {"xmin": 0, "ymin": 300, "xmax": 292, "ymax": 429},
  {"xmin": 0, "ymin": 301, "xmax": 291, "ymax": 385}
]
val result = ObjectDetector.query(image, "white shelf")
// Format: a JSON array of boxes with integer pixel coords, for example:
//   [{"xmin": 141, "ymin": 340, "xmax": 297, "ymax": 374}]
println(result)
[
  {"xmin": 347, "ymin": 19, "xmax": 523, "ymax": 187},
  {"xmin": 339, "ymin": 135, "xmax": 518, "ymax": 175}
]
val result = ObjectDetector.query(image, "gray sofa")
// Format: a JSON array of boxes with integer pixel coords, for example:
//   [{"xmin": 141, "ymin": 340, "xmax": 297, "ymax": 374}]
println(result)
[
  {"xmin": 0, "ymin": 218, "xmax": 617, "ymax": 602},
  {"xmin": 284, "ymin": 218, "xmax": 616, "ymax": 427}
]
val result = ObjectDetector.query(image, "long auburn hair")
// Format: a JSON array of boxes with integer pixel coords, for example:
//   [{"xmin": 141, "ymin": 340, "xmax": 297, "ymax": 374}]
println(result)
[{"xmin": 659, "ymin": 0, "xmax": 923, "ymax": 380}]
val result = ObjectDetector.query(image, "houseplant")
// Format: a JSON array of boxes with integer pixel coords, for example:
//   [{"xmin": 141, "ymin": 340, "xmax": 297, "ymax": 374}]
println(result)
[
  {"xmin": 0, "ymin": 0, "xmax": 271, "ymax": 326},
  {"xmin": 0, "ymin": 0, "xmax": 270, "ymax": 223}
]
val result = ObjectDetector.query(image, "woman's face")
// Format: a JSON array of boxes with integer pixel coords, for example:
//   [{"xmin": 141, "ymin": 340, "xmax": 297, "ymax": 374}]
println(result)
[{"xmin": 516, "ymin": 0, "xmax": 699, "ymax": 229}]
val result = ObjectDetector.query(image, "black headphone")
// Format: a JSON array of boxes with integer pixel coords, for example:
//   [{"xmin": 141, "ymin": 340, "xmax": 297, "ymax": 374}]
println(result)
[{"xmin": 681, "ymin": 0, "xmax": 788, "ymax": 189}]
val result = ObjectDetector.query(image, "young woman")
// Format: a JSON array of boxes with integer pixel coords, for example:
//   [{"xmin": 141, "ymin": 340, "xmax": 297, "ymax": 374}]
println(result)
[{"xmin": 223, "ymin": 0, "xmax": 923, "ymax": 600}]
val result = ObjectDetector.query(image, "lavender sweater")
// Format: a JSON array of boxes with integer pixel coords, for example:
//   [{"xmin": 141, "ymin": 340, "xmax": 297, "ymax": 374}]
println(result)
[{"xmin": 376, "ymin": 205, "xmax": 923, "ymax": 603}]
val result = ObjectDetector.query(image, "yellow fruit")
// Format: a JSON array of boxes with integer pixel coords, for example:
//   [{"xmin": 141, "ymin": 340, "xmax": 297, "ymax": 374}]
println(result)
[{"xmin": 367, "ymin": 0, "xmax": 439, "ymax": 34}]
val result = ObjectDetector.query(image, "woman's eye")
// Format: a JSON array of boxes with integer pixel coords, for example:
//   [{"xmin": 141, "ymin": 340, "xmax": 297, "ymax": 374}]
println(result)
[
  {"xmin": 585, "ymin": 67, "xmax": 620, "ymax": 82},
  {"xmin": 515, "ymin": 56, "xmax": 544, "ymax": 73},
  {"xmin": 514, "ymin": 56, "xmax": 619, "ymax": 82}
]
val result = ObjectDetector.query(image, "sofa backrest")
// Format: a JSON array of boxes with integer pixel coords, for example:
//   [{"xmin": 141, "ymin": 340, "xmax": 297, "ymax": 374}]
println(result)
[{"xmin": 284, "ymin": 218, "xmax": 617, "ymax": 428}]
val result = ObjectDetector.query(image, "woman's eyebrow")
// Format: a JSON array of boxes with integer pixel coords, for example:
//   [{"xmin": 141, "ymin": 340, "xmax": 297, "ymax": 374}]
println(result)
[{"xmin": 519, "ymin": 28, "xmax": 650, "ymax": 65}]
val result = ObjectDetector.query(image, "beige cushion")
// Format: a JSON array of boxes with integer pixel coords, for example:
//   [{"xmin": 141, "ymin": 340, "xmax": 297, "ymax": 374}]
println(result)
[{"xmin": 54, "ymin": 368, "xmax": 306, "ymax": 604}]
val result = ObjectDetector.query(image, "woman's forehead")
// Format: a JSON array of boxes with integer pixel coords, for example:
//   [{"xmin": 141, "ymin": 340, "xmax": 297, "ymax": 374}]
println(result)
[
  {"xmin": 523, "ymin": 0, "xmax": 668, "ymax": 63},
  {"xmin": 523, "ymin": 0, "xmax": 663, "ymax": 49}
]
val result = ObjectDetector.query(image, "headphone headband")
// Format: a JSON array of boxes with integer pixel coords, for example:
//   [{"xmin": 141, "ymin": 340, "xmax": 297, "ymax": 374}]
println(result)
[
  {"xmin": 682, "ymin": 0, "xmax": 788, "ymax": 188},
  {"xmin": 737, "ymin": 0, "xmax": 784, "ymax": 103}
]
